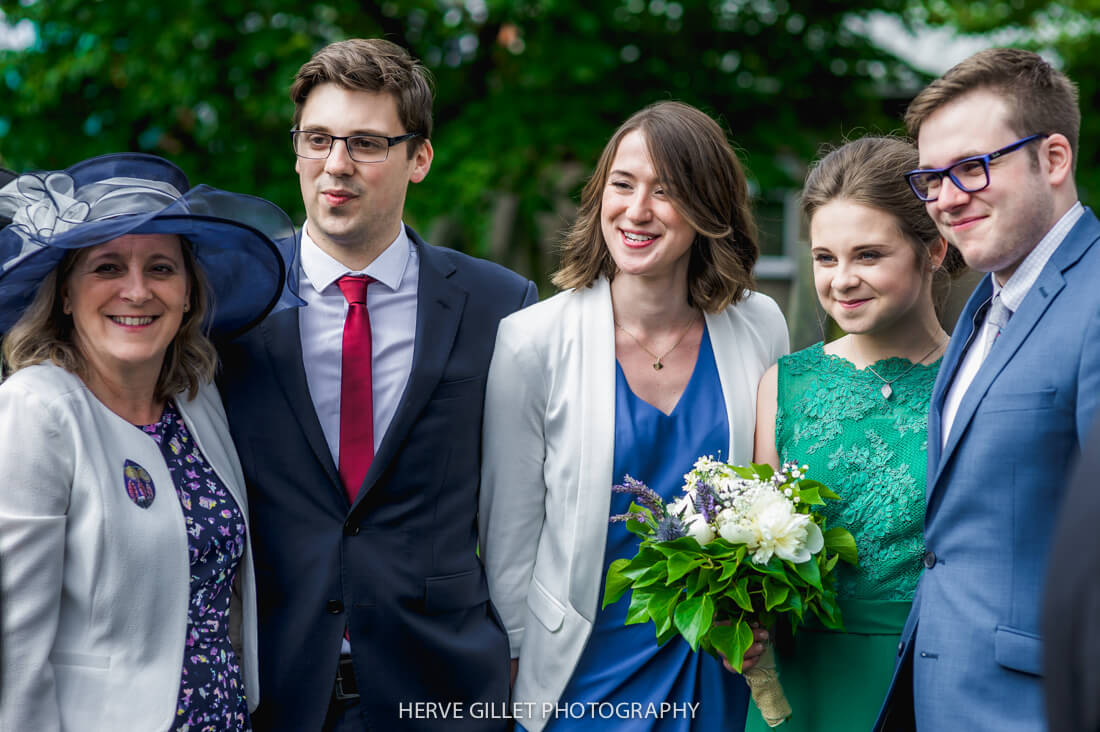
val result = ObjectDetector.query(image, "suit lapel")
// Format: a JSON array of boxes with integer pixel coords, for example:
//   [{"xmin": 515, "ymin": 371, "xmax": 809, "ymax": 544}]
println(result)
[
  {"xmin": 261, "ymin": 307, "xmax": 343, "ymax": 493},
  {"xmin": 351, "ymin": 229, "xmax": 467, "ymax": 506},
  {"xmin": 567, "ymin": 279, "xmax": 617, "ymax": 618},
  {"xmin": 926, "ymin": 279, "xmax": 990, "ymax": 495}
]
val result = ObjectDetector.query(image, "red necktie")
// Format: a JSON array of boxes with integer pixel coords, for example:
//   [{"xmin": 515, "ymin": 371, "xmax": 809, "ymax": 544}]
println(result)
[{"xmin": 336, "ymin": 275, "xmax": 374, "ymax": 504}]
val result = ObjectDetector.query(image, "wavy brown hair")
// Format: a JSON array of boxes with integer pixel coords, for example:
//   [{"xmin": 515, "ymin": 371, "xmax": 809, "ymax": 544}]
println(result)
[
  {"xmin": 3, "ymin": 237, "xmax": 217, "ymax": 402},
  {"xmin": 291, "ymin": 38, "xmax": 434, "ymax": 158},
  {"xmin": 553, "ymin": 101, "xmax": 758, "ymax": 312},
  {"xmin": 801, "ymin": 136, "xmax": 967, "ymax": 311}
]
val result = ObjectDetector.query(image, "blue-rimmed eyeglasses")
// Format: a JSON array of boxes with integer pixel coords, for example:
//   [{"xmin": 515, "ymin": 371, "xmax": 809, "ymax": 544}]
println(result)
[
  {"xmin": 291, "ymin": 130, "xmax": 421, "ymax": 163},
  {"xmin": 905, "ymin": 133, "xmax": 1049, "ymax": 202}
]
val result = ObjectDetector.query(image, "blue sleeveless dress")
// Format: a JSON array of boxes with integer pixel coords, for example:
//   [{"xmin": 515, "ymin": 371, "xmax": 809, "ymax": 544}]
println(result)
[{"xmin": 545, "ymin": 327, "xmax": 750, "ymax": 731}]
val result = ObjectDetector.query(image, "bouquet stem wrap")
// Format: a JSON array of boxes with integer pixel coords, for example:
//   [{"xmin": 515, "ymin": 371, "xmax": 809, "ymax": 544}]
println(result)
[{"xmin": 743, "ymin": 643, "xmax": 791, "ymax": 727}]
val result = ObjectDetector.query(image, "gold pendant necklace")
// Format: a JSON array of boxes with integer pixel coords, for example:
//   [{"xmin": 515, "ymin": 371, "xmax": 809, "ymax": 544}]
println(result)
[{"xmin": 615, "ymin": 313, "xmax": 700, "ymax": 371}]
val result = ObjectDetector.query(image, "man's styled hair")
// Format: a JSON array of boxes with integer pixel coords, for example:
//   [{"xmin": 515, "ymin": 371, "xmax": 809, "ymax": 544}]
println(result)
[
  {"xmin": 290, "ymin": 38, "xmax": 434, "ymax": 157},
  {"xmin": 905, "ymin": 48, "xmax": 1080, "ymax": 166},
  {"xmin": 553, "ymin": 101, "xmax": 758, "ymax": 312}
]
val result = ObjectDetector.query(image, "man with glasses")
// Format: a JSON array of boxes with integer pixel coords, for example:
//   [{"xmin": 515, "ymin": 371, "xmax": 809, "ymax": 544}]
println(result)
[
  {"xmin": 874, "ymin": 48, "xmax": 1100, "ymax": 732},
  {"xmin": 220, "ymin": 38, "xmax": 537, "ymax": 731}
]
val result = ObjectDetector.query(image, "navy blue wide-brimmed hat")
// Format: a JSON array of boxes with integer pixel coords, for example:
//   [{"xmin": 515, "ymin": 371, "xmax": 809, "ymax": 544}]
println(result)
[
  {"xmin": 0, "ymin": 153, "xmax": 301, "ymax": 336},
  {"xmin": 0, "ymin": 168, "xmax": 14, "ymax": 228}
]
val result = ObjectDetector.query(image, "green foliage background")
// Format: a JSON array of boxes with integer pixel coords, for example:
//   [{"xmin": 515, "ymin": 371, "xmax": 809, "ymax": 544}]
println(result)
[{"xmin": 1, "ymin": 0, "xmax": 1097, "ymax": 286}]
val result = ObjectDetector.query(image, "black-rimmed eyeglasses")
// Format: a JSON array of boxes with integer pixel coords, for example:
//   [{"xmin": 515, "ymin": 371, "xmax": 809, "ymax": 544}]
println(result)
[
  {"xmin": 905, "ymin": 133, "xmax": 1049, "ymax": 202},
  {"xmin": 291, "ymin": 130, "xmax": 421, "ymax": 163}
]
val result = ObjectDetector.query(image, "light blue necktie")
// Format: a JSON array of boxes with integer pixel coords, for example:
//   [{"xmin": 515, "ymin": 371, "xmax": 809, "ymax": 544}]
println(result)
[{"xmin": 981, "ymin": 294, "xmax": 1012, "ymax": 361}]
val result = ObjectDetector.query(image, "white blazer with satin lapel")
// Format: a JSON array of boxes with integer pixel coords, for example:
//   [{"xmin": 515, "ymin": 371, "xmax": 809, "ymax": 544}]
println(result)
[
  {"xmin": 0, "ymin": 363, "xmax": 258, "ymax": 732},
  {"xmin": 479, "ymin": 278, "xmax": 789, "ymax": 730}
]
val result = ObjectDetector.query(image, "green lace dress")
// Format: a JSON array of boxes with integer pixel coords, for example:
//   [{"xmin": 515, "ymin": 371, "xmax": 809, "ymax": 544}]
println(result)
[{"xmin": 745, "ymin": 342, "xmax": 938, "ymax": 732}]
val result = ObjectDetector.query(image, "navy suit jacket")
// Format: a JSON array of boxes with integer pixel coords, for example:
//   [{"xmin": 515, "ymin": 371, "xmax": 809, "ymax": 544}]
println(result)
[
  {"xmin": 874, "ymin": 208, "xmax": 1100, "ymax": 731},
  {"xmin": 219, "ymin": 226, "xmax": 537, "ymax": 731}
]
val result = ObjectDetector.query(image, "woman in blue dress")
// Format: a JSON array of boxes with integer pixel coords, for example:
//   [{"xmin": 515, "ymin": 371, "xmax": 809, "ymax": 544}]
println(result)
[{"xmin": 480, "ymin": 102, "xmax": 789, "ymax": 732}]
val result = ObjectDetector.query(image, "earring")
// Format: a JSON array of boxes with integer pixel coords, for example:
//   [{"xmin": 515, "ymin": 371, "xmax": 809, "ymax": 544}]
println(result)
[{"xmin": 183, "ymin": 303, "xmax": 190, "ymax": 312}]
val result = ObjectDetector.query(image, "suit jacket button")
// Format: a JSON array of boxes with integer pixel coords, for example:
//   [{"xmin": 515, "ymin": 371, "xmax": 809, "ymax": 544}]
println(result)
[
  {"xmin": 344, "ymin": 522, "xmax": 360, "ymax": 536},
  {"xmin": 923, "ymin": 551, "xmax": 937, "ymax": 569},
  {"xmin": 326, "ymin": 600, "xmax": 344, "ymax": 614}
]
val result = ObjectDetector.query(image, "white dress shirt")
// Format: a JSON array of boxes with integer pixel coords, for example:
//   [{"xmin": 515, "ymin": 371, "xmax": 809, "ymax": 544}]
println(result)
[
  {"xmin": 941, "ymin": 201, "xmax": 1084, "ymax": 446},
  {"xmin": 298, "ymin": 223, "xmax": 419, "ymax": 465}
]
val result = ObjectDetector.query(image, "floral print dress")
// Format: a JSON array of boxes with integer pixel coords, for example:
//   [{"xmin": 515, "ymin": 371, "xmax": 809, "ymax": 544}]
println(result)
[{"xmin": 141, "ymin": 401, "xmax": 250, "ymax": 731}]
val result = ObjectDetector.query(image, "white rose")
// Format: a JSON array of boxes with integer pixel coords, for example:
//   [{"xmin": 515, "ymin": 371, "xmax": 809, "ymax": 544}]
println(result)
[
  {"xmin": 747, "ymin": 492, "xmax": 824, "ymax": 564},
  {"xmin": 684, "ymin": 515, "xmax": 716, "ymax": 545}
]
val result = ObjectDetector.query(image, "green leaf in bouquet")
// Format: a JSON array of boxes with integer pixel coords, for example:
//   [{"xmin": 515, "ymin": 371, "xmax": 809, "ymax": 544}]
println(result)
[
  {"xmin": 624, "ymin": 502, "xmax": 656, "ymax": 537},
  {"xmin": 602, "ymin": 558, "xmax": 634, "ymax": 609},
  {"xmin": 625, "ymin": 589, "xmax": 654, "ymax": 625},
  {"xmin": 685, "ymin": 567, "xmax": 715, "ymax": 597},
  {"xmin": 812, "ymin": 598, "xmax": 844, "ymax": 631},
  {"xmin": 793, "ymin": 556, "xmax": 823, "ymax": 590},
  {"xmin": 667, "ymin": 552, "xmax": 706, "ymax": 583},
  {"xmin": 710, "ymin": 619, "xmax": 755, "ymax": 673},
  {"xmin": 763, "ymin": 576, "xmax": 790, "ymax": 611},
  {"xmin": 654, "ymin": 536, "xmax": 705, "ymax": 556},
  {"xmin": 633, "ymin": 560, "xmax": 670, "ymax": 588},
  {"xmin": 775, "ymin": 589, "xmax": 805, "ymax": 622},
  {"xmin": 647, "ymin": 584, "xmax": 682, "ymax": 626},
  {"xmin": 707, "ymin": 572, "xmax": 733, "ymax": 595},
  {"xmin": 823, "ymin": 526, "xmax": 859, "ymax": 565},
  {"xmin": 656, "ymin": 622, "xmax": 681, "ymax": 646},
  {"xmin": 701, "ymin": 539, "xmax": 738, "ymax": 559},
  {"xmin": 673, "ymin": 594, "xmax": 715, "ymax": 652},
  {"xmin": 794, "ymin": 483, "xmax": 825, "ymax": 506},
  {"xmin": 621, "ymin": 546, "xmax": 665, "ymax": 580},
  {"xmin": 750, "ymin": 462, "xmax": 774, "ymax": 480},
  {"xmin": 755, "ymin": 556, "xmax": 791, "ymax": 581},
  {"xmin": 716, "ymin": 545, "xmax": 746, "ymax": 581},
  {"xmin": 727, "ymin": 576, "xmax": 753, "ymax": 612},
  {"xmin": 730, "ymin": 465, "xmax": 759, "ymax": 480},
  {"xmin": 808, "ymin": 480, "xmax": 842, "ymax": 500},
  {"xmin": 824, "ymin": 552, "xmax": 839, "ymax": 573}
]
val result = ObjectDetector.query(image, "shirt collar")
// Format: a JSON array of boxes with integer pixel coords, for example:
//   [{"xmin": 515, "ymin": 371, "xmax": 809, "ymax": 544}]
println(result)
[
  {"xmin": 993, "ymin": 200, "xmax": 1084, "ymax": 313},
  {"xmin": 299, "ymin": 223, "xmax": 412, "ymax": 294}
]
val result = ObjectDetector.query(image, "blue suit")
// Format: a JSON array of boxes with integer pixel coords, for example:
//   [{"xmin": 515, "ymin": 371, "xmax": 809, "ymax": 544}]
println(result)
[
  {"xmin": 218, "ymin": 226, "xmax": 537, "ymax": 731},
  {"xmin": 875, "ymin": 208, "xmax": 1100, "ymax": 731}
]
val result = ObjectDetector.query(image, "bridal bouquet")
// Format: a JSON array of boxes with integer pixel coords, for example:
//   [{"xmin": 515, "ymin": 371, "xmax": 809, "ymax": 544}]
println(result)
[{"xmin": 603, "ymin": 458, "xmax": 857, "ymax": 727}]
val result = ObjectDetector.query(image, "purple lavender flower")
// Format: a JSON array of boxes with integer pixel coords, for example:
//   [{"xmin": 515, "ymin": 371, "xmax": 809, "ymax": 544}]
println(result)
[
  {"xmin": 609, "ymin": 512, "xmax": 648, "ymax": 524},
  {"xmin": 692, "ymin": 479, "xmax": 720, "ymax": 523},
  {"xmin": 612, "ymin": 475, "xmax": 667, "ymax": 517}
]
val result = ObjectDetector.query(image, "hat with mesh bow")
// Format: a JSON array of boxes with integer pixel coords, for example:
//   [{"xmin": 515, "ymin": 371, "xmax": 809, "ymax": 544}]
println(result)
[{"xmin": 0, "ymin": 152, "xmax": 301, "ymax": 335}]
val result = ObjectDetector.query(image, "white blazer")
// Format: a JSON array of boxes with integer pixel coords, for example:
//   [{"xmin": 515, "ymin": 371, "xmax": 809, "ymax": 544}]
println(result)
[
  {"xmin": 0, "ymin": 363, "xmax": 259, "ymax": 732},
  {"xmin": 479, "ymin": 278, "xmax": 788, "ymax": 730}
]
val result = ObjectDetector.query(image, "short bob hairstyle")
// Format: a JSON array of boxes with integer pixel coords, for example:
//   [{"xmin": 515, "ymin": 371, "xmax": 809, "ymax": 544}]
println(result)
[
  {"xmin": 553, "ymin": 101, "xmax": 758, "ymax": 312},
  {"xmin": 2, "ymin": 236, "xmax": 217, "ymax": 402}
]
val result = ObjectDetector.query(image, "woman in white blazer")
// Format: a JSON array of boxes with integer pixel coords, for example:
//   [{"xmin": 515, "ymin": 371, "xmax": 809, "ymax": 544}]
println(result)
[
  {"xmin": 480, "ymin": 102, "xmax": 789, "ymax": 732},
  {"xmin": 0, "ymin": 153, "xmax": 297, "ymax": 731}
]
